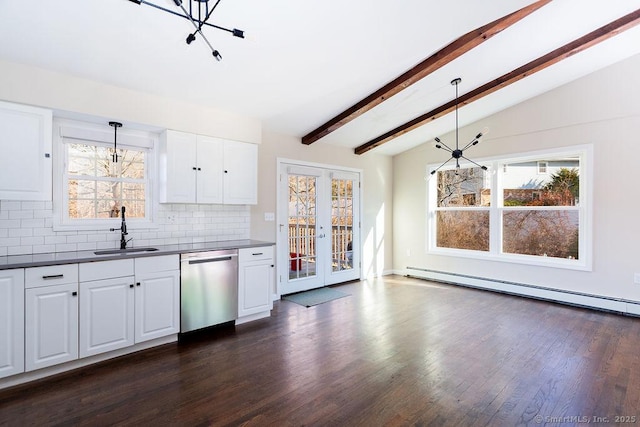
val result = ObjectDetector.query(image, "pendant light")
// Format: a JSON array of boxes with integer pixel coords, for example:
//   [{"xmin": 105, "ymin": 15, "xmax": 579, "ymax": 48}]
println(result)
[
  {"xmin": 128, "ymin": 0, "xmax": 245, "ymax": 61},
  {"xmin": 109, "ymin": 121, "xmax": 122, "ymax": 163},
  {"xmin": 431, "ymin": 78, "xmax": 487, "ymax": 176}
]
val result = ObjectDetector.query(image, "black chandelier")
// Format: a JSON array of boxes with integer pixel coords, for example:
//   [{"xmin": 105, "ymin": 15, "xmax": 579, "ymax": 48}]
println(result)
[
  {"xmin": 128, "ymin": 0, "xmax": 244, "ymax": 61},
  {"xmin": 431, "ymin": 78, "xmax": 487, "ymax": 176}
]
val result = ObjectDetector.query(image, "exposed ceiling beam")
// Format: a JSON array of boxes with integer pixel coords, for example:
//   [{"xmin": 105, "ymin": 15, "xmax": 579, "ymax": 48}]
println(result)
[
  {"xmin": 300, "ymin": 0, "xmax": 552, "ymax": 146},
  {"xmin": 355, "ymin": 8, "xmax": 640, "ymax": 155}
]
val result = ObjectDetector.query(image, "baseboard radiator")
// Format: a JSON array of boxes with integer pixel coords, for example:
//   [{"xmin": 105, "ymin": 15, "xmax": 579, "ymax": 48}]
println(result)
[{"xmin": 405, "ymin": 266, "xmax": 640, "ymax": 317}]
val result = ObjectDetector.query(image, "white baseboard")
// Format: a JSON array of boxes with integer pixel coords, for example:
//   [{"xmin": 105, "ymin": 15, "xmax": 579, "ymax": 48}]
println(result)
[
  {"xmin": 403, "ymin": 267, "xmax": 639, "ymax": 316},
  {"xmin": 235, "ymin": 311, "xmax": 270, "ymax": 325},
  {"xmin": 0, "ymin": 335, "xmax": 177, "ymax": 391}
]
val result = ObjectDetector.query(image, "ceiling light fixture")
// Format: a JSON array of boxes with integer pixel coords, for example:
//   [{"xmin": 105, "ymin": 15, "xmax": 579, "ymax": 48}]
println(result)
[
  {"xmin": 109, "ymin": 121, "xmax": 122, "ymax": 163},
  {"xmin": 127, "ymin": 0, "xmax": 244, "ymax": 61},
  {"xmin": 431, "ymin": 78, "xmax": 487, "ymax": 176}
]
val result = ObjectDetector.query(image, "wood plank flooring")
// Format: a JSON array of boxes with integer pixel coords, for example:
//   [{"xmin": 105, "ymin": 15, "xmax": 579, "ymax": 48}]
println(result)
[{"xmin": 2, "ymin": 275, "xmax": 640, "ymax": 426}]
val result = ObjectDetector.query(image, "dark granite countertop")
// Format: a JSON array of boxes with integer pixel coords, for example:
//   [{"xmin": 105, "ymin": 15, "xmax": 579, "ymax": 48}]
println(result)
[{"xmin": 0, "ymin": 239, "xmax": 274, "ymax": 270}]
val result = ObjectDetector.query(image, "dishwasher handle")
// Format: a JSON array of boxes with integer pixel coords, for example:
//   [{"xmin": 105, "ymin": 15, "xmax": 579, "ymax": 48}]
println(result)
[{"xmin": 182, "ymin": 254, "xmax": 237, "ymax": 265}]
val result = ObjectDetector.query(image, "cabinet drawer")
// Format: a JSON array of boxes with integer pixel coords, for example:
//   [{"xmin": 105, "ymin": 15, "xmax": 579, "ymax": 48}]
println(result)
[
  {"xmin": 239, "ymin": 246, "xmax": 274, "ymax": 263},
  {"xmin": 79, "ymin": 259, "xmax": 134, "ymax": 282},
  {"xmin": 25, "ymin": 264, "xmax": 78, "ymax": 288},
  {"xmin": 135, "ymin": 255, "xmax": 179, "ymax": 275}
]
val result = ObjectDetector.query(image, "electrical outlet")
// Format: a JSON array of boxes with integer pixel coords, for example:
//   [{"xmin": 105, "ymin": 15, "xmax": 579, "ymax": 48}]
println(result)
[
  {"xmin": 406, "ymin": 249, "xmax": 411, "ymax": 257},
  {"xmin": 635, "ymin": 273, "xmax": 640, "ymax": 284},
  {"xmin": 264, "ymin": 212, "xmax": 275, "ymax": 221},
  {"xmin": 166, "ymin": 214, "xmax": 176, "ymax": 224}
]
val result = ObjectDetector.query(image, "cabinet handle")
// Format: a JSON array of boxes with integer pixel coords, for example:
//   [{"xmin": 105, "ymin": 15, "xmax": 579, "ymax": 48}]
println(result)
[
  {"xmin": 72, "ymin": 291, "xmax": 77, "ymax": 296},
  {"xmin": 197, "ymin": 167, "xmax": 201, "ymax": 171},
  {"xmin": 136, "ymin": 282, "xmax": 141, "ymax": 287},
  {"xmin": 42, "ymin": 274, "xmax": 64, "ymax": 280},
  {"xmin": 271, "ymin": 265, "xmax": 274, "ymax": 268},
  {"xmin": 224, "ymin": 170, "xmax": 228, "ymax": 173},
  {"xmin": 252, "ymin": 252, "xmax": 263, "ymax": 256},
  {"xmin": 192, "ymin": 167, "xmax": 197, "ymax": 170},
  {"xmin": 129, "ymin": 284, "xmax": 134, "ymax": 288}
]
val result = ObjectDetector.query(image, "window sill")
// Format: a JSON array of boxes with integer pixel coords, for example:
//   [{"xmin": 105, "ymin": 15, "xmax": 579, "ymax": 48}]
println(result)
[{"xmin": 427, "ymin": 247, "xmax": 592, "ymax": 271}]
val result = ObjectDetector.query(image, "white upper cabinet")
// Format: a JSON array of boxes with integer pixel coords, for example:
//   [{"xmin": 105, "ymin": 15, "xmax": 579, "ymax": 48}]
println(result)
[
  {"xmin": 158, "ymin": 130, "xmax": 257, "ymax": 204},
  {"xmin": 0, "ymin": 101, "xmax": 53, "ymax": 201},
  {"xmin": 196, "ymin": 135, "xmax": 225, "ymax": 204},
  {"xmin": 223, "ymin": 139, "xmax": 258, "ymax": 205}
]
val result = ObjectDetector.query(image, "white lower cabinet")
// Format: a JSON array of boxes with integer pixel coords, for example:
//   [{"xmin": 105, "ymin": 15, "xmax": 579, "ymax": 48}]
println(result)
[
  {"xmin": 0, "ymin": 269, "xmax": 24, "ymax": 379},
  {"xmin": 134, "ymin": 255, "xmax": 180, "ymax": 343},
  {"xmin": 238, "ymin": 246, "xmax": 274, "ymax": 319},
  {"xmin": 24, "ymin": 264, "xmax": 79, "ymax": 372},
  {"xmin": 25, "ymin": 283, "xmax": 79, "ymax": 371},
  {"xmin": 79, "ymin": 276, "xmax": 135, "ymax": 358},
  {"xmin": 78, "ymin": 256, "xmax": 180, "ymax": 358},
  {"xmin": 79, "ymin": 259, "xmax": 135, "ymax": 358}
]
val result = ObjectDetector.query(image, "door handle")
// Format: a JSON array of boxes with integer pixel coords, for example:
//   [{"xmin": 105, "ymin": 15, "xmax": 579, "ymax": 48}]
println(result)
[{"xmin": 318, "ymin": 233, "xmax": 326, "ymax": 238}]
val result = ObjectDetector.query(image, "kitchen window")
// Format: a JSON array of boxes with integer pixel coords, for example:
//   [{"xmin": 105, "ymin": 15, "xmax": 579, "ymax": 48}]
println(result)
[
  {"xmin": 53, "ymin": 119, "xmax": 156, "ymax": 231},
  {"xmin": 427, "ymin": 145, "xmax": 592, "ymax": 270}
]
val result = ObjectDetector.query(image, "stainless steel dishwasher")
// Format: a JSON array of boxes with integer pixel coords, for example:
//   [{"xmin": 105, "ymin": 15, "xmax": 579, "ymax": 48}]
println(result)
[{"xmin": 180, "ymin": 249, "xmax": 238, "ymax": 333}]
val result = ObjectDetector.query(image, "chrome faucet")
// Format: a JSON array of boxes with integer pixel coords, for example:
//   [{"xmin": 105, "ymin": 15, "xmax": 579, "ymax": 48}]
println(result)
[{"xmin": 110, "ymin": 206, "xmax": 131, "ymax": 249}]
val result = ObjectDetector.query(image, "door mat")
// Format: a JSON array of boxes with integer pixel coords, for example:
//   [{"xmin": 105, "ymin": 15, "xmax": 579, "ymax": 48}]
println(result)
[{"xmin": 283, "ymin": 287, "xmax": 350, "ymax": 307}]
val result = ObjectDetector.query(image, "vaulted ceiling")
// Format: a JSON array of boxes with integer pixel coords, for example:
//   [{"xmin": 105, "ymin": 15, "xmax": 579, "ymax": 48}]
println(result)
[{"xmin": 1, "ymin": 0, "xmax": 639, "ymax": 156}]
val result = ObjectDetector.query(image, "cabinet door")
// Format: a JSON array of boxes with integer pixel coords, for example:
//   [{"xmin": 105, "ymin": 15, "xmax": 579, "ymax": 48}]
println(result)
[
  {"xmin": 25, "ymin": 283, "xmax": 78, "ymax": 371},
  {"xmin": 196, "ymin": 135, "xmax": 224, "ymax": 204},
  {"xmin": 223, "ymin": 141, "xmax": 257, "ymax": 205},
  {"xmin": 79, "ymin": 277, "xmax": 135, "ymax": 358},
  {"xmin": 0, "ymin": 269, "xmax": 24, "ymax": 379},
  {"xmin": 238, "ymin": 262, "xmax": 273, "ymax": 317},
  {"xmin": 0, "ymin": 101, "xmax": 52, "ymax": 201},
  {"xmin": 135, "ymin": 270, "xmax": 180, "ymax": 343},
  {"xmin": 159, "ymin": 130, "xmax": 197, "ymax": 203}
]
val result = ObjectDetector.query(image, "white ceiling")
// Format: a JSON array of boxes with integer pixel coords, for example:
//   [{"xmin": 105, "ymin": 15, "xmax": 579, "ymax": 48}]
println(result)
[{"xmin": 1, "ymin": 0, "xmax": 639, "ymax": 156}]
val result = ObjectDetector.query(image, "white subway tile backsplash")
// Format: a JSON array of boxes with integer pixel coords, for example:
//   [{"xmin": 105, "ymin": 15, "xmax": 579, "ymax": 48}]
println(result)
[
  {"xmin": 8, "ymin": 246, "xmax": 32, "ymax": 256},
  {"xmin": 66, "ymin": 235, "xmax": 88, "ymax": 244},
  {"xmin": 0, "ymin": 220, "xmax": 21, "ymax": 229},
  {"xmin": 9, "ymin": 210, "xmax": 34, "ymax": 220},
  {"xmin": 45, "ymin": 236, "xmax": 69, "ymax": 245},
  {"xmin": 21, "ymin": 237, "xmax": 44, "ymax": 246},
  {"xmin": 33, "ymin": 244, "xmax": 56, "ymax": 253},
  {"xmin": 1, "ymin": 201, "xmax": 21, "ymax": 211},
  {"xmin": 9, "ymin": 228, "xmax": 33, "ymax": 238},
  {"xmin": 21, "ymin": 201, "xmax": 46, "ymax": 210},
  {"xmin": 0, "ymin": 201, "xmax": 251, "ymax": 255},
  {"xmin": 21, "ymin": 219, "xmax": 46, "ymax": 229},
  {"xmin": 55, "ymin": 243, "xmax": 77, "ymax": 252}
]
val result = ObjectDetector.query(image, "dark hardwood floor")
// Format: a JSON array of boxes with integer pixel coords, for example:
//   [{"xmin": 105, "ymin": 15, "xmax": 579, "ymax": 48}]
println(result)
[{"xmin": 2, "ymin": 275, "xmax": 640, "ymax": 426}]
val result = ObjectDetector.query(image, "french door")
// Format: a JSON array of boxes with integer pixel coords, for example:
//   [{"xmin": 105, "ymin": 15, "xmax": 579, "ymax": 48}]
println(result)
[{"xmin": 277, "ymin": 162, "xmax": 361, "ymax": 295}]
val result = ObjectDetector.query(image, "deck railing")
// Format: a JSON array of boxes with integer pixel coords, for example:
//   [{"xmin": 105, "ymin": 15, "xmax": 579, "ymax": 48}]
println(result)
[{"xmin": 288, "ymin": 224, "xmax": 353, "ymax": 267}]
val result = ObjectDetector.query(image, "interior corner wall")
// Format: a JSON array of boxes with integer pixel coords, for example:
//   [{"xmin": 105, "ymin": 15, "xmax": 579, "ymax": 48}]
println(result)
[
  {"xmin": 253, "ymin": 130, "xmax": 394, "ymax": 279},
  {"xmin": 0, "ymin": 60, "xmax": 261, "ymax": 143},
  {"xmin": 392, "ymin": 52, "xmax": 640, "ymax": 303}
]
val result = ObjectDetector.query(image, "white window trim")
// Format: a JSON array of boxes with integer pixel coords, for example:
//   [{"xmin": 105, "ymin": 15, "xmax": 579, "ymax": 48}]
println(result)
[
  {"xmin": 427, "ymin": 144, "xmax": 593, "ymax": 271},
  {"xmin": 53, "ymin": 118, "xmax": 158, "ymax": 232}
]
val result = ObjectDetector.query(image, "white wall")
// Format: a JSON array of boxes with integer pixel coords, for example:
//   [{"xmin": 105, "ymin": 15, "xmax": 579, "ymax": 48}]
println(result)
[
  {"xmin": 393, "ymin": 53, "xmax": 640, "ymax": 303},
  {"xmin": 0, "ymin": 60, "xmax": 261, "ymax": 143}
]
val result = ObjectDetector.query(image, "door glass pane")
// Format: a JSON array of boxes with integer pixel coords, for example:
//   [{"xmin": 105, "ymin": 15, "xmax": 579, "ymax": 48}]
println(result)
[
  {"xmin": 288, "ymin": 175, "xmax": 317, "ymax": 280},
  {"xmin": 331, "ymin": 178, "xmax": 354, "ymax": 272}
]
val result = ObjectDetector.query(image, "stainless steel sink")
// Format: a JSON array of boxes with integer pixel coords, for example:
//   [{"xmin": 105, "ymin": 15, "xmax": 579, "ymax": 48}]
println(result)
[{"xmin": 94, "ymin": 247, "xmax": 159, "ymax": 255}]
